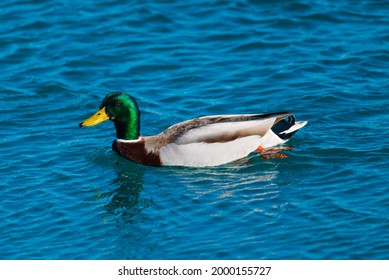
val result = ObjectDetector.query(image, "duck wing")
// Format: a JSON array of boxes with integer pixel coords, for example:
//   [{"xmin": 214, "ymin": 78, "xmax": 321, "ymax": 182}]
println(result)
[{"xmin": 150, "ymin": 112, "xmax": 294, "ymax": 147}]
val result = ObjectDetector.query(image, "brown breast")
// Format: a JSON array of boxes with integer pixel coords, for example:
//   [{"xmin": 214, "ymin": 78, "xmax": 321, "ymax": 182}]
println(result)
[{"xmin": 112, "ymin": 139, "xmax": 161, "ymax": 166}]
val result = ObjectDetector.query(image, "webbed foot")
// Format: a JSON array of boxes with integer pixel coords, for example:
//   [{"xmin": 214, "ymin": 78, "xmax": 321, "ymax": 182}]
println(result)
[{"xmin": 256, "ymin": 146, "xmax": 292, "ymax": 159}]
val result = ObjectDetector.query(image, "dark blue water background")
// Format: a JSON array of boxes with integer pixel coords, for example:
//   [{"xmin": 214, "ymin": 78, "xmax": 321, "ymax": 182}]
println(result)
[{"xmin": 1, "ymin": 0, "xmax": 389, "ymax": 259}]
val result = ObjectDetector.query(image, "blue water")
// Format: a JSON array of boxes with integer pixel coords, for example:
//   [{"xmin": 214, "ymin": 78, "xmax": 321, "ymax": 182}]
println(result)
[{"xmin": 1, "ymin": 0, "xmax": 389, "ymax": 259}]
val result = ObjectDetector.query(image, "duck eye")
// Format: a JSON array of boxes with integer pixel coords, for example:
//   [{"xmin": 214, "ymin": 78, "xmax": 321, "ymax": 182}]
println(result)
[{"xmin": 114, "ymin": 101, "xmax": 122, "ymax": 106}]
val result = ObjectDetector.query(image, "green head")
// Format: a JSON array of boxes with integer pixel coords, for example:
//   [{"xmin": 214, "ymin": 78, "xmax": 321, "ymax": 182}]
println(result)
[{"xmin": 79, "ymin": 92, "xmax": 140, "ymax": 140}]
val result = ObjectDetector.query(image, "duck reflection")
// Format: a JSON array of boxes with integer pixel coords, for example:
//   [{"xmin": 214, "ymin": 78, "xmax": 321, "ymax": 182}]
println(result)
[{"xmin": 102, "ymin": 162, "xmax": 154, "ymax": 223}]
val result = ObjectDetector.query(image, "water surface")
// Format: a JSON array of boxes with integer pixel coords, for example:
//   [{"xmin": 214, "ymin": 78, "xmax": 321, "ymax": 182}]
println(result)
[{"xmin": 1, "ymin": 0, "xmax": 389, "ymax": 259}]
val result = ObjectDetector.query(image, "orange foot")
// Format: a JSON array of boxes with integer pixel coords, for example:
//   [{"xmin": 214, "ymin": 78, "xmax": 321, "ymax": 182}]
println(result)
[
  {"xmin": 261, "ymin": 153, "xmax": 288, "ymax": 159},
  {"xmin": 257, "ymin": 146, "xmax": 292, "ymax": 159}
]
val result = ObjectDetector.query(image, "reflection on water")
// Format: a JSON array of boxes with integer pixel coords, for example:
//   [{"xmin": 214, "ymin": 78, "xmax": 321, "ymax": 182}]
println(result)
[
  {"xmin": 91, "ymin": 151, "xmax": 293, "ymax": 259},
  {"xmin": 101, "ymin": 155, "xmax": 283, "ymax": 219},
  {"xmin": 97, "ymin": 160, "xmax": 155, "ymax": 225},
  {"xmin": 159, "ymin": 158, "xmax": 281, "ymax": 199}
]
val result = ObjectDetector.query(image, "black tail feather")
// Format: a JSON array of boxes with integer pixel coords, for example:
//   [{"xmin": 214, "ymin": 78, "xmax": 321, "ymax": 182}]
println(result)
[{"xmin": 271, "ymin": 115, "xmax": 296, "ymax": 140}]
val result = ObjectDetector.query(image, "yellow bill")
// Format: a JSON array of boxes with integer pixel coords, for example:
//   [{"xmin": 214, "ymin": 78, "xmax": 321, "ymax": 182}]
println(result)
[{"xmin": 79, "ymin": 107, "xmax": 109, "ymax": 127}]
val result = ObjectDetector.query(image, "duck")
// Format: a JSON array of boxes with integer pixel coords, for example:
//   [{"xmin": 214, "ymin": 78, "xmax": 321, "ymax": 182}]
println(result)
[{"xmin": 79, "ymin": 92, "xmax": 307, "ymax": 167}]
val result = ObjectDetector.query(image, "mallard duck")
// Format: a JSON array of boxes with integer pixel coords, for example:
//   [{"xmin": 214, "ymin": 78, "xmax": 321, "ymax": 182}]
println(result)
[{"xmin": 79, "ymin": 92, "xmax": 307, "ymax": 167}]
